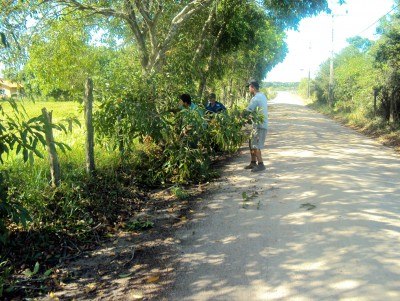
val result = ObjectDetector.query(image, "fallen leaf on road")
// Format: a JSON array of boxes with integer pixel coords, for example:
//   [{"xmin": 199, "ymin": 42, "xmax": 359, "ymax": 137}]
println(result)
[
  {"xmin": 300, "ymin": 203, "xmax": 316, "ymax": 210},
  {"xmin": 84, "ymin": 283, "xmax": 97, "ymax": 293},
  {"xmin": 146, "ymin": 275, "xmax": 160, "ymax": 283}
]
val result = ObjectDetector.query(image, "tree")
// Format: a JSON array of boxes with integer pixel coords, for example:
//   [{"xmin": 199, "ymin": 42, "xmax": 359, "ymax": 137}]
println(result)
[
  {"xmin": 23, "ymin": 15, "xmax": 104, "ymax": 100},
  {"xmin": 372, "ymin": 12, "xmax": 400, "ymax": 123},
  {"xmin": 45, "ymin": 0, "xmax": 215, "ymax": 74}
]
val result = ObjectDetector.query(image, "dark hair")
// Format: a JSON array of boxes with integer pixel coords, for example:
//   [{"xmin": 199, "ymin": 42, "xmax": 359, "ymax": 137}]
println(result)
[
  {"xmin": 180, "ymin": 93, "xmax": 191, "ymax": 105},
  {"xmin": 209, "ymin": 93, "xmax": 216, "ymax": 100},
  {"xmin": 246, "ymin": 80, "xmax": 259, "ymax": 90}
]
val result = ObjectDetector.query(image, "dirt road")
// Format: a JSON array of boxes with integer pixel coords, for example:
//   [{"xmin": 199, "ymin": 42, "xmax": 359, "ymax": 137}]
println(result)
[{"xmin": 166, "ymin": 92, "xmax": 400, "ymax": 300}]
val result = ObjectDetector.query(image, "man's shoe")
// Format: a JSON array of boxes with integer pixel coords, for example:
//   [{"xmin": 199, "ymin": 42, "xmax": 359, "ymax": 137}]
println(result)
[
  {"xmin": 244, "ymin": 163, "xmax": 257, "ymax": 169},
  {"xmin": 251, "ymin": 164, "xmax": 266, "ymax": 172}
]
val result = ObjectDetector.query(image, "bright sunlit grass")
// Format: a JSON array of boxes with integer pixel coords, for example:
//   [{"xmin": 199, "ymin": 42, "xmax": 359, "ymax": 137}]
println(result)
[{"xmin": 1, "ymin": 99, "xmax": 83, "ymax": 122}]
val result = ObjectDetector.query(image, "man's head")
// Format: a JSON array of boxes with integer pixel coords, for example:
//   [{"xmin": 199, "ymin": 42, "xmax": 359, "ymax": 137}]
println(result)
[
  {"xmin": 180, "ymin": 93, "xmax": 191, "ymax": 108},
  {"xmin": 209, "ymin": 93, "xmax": 216, "ymax": 104},
  {"xmin": 247, "ymin": 80, "xmax": 259, "ymax": 95}
]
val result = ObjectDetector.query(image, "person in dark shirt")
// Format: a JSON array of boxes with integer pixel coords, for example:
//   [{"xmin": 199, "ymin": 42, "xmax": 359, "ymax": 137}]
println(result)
[{"xmin": 206, "ymin": 93, "xmax": 226, "ymax": 113}]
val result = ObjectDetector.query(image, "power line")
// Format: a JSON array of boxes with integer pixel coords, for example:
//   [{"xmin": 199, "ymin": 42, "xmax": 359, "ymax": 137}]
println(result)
[{"xmin": 356, "ymin": 3, "xmax": 400, "ymax": 36}]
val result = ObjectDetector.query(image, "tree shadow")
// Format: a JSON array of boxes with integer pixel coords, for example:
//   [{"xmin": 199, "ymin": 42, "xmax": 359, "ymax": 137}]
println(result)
[{"xmin": 165, "ymin": 99, "xmax": 400, "ymax": 300}]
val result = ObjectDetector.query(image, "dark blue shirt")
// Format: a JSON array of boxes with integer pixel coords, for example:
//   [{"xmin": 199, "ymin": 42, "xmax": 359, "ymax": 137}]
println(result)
[{"xmin": 206, "ymin": 101, "xmax": 226, "ymax": 113}]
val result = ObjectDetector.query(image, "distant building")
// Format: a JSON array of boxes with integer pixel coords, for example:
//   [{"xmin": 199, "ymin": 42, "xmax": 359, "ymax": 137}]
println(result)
[{"xmin": 0, "ymin": 78, "xmax": 24, "ymax": 98}]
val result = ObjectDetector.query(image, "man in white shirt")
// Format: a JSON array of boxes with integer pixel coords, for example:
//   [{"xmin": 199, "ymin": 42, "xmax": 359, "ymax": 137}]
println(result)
[{"xmin": 244, "ymin": 80, "xmax": 268, "ymax": 172}]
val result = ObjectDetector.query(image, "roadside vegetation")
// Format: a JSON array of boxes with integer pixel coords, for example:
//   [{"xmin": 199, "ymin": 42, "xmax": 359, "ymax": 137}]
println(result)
[
  {"xmin": 299, "ymin": 5, "xmax": 400, "ymax": 150},
  {"xmin": 1, "ymin": 0, "xmax": 334, "ymax": 298},
  {"xmin": 266, "ymin": 82, "xmax": 299, "ymax": 93}
]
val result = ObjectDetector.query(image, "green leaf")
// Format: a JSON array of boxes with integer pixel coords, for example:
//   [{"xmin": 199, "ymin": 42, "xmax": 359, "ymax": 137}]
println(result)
[
  {"xmin": 33, "ymin": 148, "xmax": 44, "ymax": 159},
  {"xmin": 21, "ymin": 129, "xmax": 28, "ymax": 143},
  {"xmin": 22, "ymin": 148, "xmax": 28, "ymax": 162},
  {"xmin": 36, "ymin": 133, "xmax": 46, "ymax": 146},
  {"xmin": 44, "ymin": 269, "xmax": 52, "ymax": 277},
  {"xmin": 33, "ymin": 262, "xmax": 40, "ymax": 275},
  {"xmin": 16, "ymin": 143, "xmax": 21, "ymax": 154},
  {"xmin": 29, "ymin": 151, "xmax": 34, "ymax": 165},
  {"xmin": 22, "ymin": 269, "xmax": 33, "ymax": 277}
]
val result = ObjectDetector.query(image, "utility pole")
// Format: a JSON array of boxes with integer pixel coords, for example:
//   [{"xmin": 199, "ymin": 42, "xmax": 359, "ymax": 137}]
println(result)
[
  {"xmin": 328, "ymin": 9, "xmax": 347, "ymax": 107},
  {"xmin": 329, "ymin": 13, "xmax": 334, "ymax": 107},
  {"xmin": 307, "ymin": 42, "xmax": 311, "ymax": 99}
]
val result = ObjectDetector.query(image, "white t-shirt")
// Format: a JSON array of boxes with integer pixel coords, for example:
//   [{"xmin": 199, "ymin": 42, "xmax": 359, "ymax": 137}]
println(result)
[{"xmin": 246, "ymin": 92, "xmax": 268, "ymax": 129}]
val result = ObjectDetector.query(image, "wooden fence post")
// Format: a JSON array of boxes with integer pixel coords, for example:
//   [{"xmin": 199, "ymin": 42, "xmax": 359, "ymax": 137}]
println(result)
[
  {"xmin": 41, "ymin": 108, "xmax": 61, "ymax": 187},
  {"xmin": 84, "ymin": 78, "xmax": 95, "ymax": 175}
]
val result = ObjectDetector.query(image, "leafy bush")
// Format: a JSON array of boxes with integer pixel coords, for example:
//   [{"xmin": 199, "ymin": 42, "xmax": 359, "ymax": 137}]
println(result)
[
  {"xmin": 0, "ymin": 100, "xmax": 72, "ymax": 244},
  {"xmin": 133, "ymin": 105, "xmax": 247, "ymax": 185}
]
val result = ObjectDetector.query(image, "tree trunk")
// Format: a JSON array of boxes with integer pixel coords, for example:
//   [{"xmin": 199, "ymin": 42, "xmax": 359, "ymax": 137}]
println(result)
[
  {"xmin": 192, "ymin": 3, "xmax": 216, "ymax": 65},
  {"xmin": 394, "ymin": 89, "xmax": 400, "ymax": 124},
  {"xmin": 390, "ymin": 88, "xmax": 396, "ymax": 124},
  {"xmin": 228, "ymin": 78, "xmax": 233, "ymax": 106},
  {"xmin": 197, "ymin": 23, "xmax": 226, "ymax": 98},
  {"xmin": 117, "ymin": 115, "xmax": 125, "ymax": 156},
  {"xmin": 197, "ymin": 72, "xmax": 207, "ymax": 99},
  {"xmin": 41, "ymin": 108, "xmax": 61, "ymax": 187},
  {"xmin": 222, "ymin": 84, "xmax": 227, "ymax": 102},
  {"xmin": 84, "ymin": 78, "xmax": 95, "ymax": 175},
  {"xmin": 382, "ymin": 89, "xmax": 390, "ymax": 122}
]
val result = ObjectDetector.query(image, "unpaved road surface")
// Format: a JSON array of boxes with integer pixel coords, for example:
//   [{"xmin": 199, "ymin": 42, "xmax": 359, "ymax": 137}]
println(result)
[{"xmin": 165, "ymin": 92, "xmax": 400, "ymax": 301}]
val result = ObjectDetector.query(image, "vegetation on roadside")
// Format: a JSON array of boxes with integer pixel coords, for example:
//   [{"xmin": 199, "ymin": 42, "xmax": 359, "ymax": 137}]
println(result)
[
  {"xmin": 299, "ymin": 4, "xmax": 400, "ymax": 149},
  {"xmin": 266, "ymin": 82, "xmax": 299, "ymax": 92}
]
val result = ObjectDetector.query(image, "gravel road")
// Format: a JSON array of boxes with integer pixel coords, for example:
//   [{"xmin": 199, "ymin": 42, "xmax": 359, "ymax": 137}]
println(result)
[{"xmin": 165, "ymin": 92, "xmax": 400, "ymax": 301}]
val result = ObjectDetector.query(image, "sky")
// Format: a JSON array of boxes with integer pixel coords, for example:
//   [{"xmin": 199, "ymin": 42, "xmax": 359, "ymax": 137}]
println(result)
[{"xmin": 265, "ymin": 0, "xmax": 396, "ymax": 82}]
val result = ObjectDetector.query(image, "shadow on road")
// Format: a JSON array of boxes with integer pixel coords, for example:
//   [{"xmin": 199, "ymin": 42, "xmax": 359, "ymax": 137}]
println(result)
[{"xmin": 166, "ymin": 93, "xmax": 400, "ymax": 300}]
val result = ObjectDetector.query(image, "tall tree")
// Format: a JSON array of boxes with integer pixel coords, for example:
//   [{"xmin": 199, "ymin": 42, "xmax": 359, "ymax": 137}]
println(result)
[
  {"xmin": 23, "ymin": 15, "xmax": 103, "ymax": 99},
  {"xmin": 46, "ymin": 0, "xmax": 215, "ymax": 74}
]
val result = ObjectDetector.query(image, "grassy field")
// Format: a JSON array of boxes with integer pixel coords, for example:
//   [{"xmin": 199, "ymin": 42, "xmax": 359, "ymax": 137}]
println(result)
[
  {"xmin": 1, "ymin": 100, "xmax": 87, "ymax": 163},
  {"xmin": 1, "ymin": 99, "xmax": 83, "ymax": 121}
]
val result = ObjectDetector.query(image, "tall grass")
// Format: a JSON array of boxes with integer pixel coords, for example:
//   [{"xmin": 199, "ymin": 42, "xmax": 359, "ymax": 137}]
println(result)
[{"xmin": 1, "ymin": 100, "xmax": 125, "ymax": 232}]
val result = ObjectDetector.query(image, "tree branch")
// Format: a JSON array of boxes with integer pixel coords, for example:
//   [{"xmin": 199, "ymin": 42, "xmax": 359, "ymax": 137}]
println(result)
[
  {"xmin": 122, "ymin": 0, "xmax": 149, "ymax": 68},
  {"xmin": 192, "ymin": 1, "xmax": 216, "ymax": 65},
  {"xmin": 150, "ymin": 0, "xmax": 214, "ymax": 72},
  {"xmin": 134, "ymin": 0, "xmax": 159, "ymax": 57},
  {"xmin": 50, "ymin": 0, "xmax": 126, "ymax": 19}
]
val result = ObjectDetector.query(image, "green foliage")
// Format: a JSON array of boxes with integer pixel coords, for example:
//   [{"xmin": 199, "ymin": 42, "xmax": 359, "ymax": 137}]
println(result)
[
  {"xmin": 310, "ymin": 10, "xmax": 400, "ymax": 126},
  {"xmin": 24, "ymin": 15, "xmax": 105, "ymax": 100},
  {"xmin": 125, "ymin": 219, "xmax": 154, "ymax": 231},
  {"xmin": 298, "ymin": 78, "xmax": 311, "ymax": 99},
  {"xmin": 0, "ymin": 173, "xmax": 32, "ymax": 244},
  {"xmin": 0, "ymin": 99, "xmax": 45, "ymax": 164},
  {"xmin": 0, "ymin": 259, "xmax": 13, "ymax": 298},
  {"xmin": 267, "ymin": 82, "xmax": 299, "ymax": 91},
  {"xmin": 123, "ymin": 103, "xmax": 247, "ymax": 186},
  {"xmin": 170, "ymin": 185, "xmax": 190, "ymax": 200},
  {"xmin": 0, "ymin": 99, "xmax": 75, "ymax": 244},
  {"xmin": 157, "ymin": 106, "xmax": 246, "ymax": 184},
  {"xmin": 241, "ymin": 191, "xmax": 259, "ymax": 209}
]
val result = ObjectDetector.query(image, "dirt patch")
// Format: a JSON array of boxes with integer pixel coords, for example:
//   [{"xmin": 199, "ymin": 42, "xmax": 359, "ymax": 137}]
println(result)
[
  {"xmin": 41, "ymin": 154, "xmax": 239, "ymax": 300},
  {"xmin": 34, "ymin": 185, "xmax": 211, "ymax": 301}
]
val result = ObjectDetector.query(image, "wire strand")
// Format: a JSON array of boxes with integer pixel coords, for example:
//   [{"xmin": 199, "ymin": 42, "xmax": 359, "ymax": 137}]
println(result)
[{"xmin": 356, "ymin": 3, "xmax": 400, "ymax": 36}]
